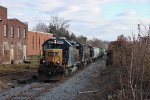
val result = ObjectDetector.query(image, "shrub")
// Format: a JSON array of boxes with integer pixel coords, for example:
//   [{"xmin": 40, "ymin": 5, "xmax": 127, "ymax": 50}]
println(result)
[{"xmin": 111, "ymin": 33, "xmax": 150, "ymax": 100}]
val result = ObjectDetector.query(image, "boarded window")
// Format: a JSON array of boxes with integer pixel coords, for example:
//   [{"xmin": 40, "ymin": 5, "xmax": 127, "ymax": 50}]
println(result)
[
  {"xmin": 23, "ymin": 29, "xmax": 26, "ymax": 38},
  {"xmin": 32, "ymin": 35, "xmax": 34, "ymax": 50},
  {"xmin": 17, "ymin": 28, "xmax": 20, "ymax": 38},
  {"xmin": 4, "ymin": 25, "xmax": 7, "ymax": 37},
  {"xmin": 3, "ymin": 42, "xmax": 9, "ymax": 54},
  {"xmin": 11, "ymin": 26, "xmax": 14, "ymax": 38}
]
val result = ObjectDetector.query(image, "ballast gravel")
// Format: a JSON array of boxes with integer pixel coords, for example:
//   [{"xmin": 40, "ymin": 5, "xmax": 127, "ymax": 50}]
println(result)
[
  {"xmin": 0, "ymin": 59, "xmax": 105, "ymax": 100},
  {"xmin": 37, "ymin": 59, "xmax": 105, "ymax": 100},
  {"xmin": 0, "ymin": 82, "xmax": 50, "ymax": 100}
]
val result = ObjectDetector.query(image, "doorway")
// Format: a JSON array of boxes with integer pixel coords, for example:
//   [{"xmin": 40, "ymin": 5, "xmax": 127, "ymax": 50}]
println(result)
[{"xmin": 10, "ymin": 45, "xmax": 14, "ymax": 64}]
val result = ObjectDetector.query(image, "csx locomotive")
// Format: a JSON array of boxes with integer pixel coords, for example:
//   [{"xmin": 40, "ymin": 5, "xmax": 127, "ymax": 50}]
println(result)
[{"xmin": 38, "ymin": 37, "xmax": 105, "ymax": 79}]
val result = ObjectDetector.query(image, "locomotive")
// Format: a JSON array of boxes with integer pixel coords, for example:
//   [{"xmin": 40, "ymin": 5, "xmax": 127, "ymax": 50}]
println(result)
[{"xmin": 38, "ymin": 37, "xmax": 105, "ymax": 80}]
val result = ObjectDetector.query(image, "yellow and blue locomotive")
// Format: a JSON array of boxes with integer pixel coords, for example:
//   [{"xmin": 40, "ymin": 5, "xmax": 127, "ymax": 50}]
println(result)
[{"xmin": 38, "ymin": 37, "xmax": 78, "ymax": 79}]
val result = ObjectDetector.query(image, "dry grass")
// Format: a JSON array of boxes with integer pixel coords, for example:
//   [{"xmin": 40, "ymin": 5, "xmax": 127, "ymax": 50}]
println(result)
[{"xmin": 0, "ymin": 64, "xmax": 39, "ymax": 73}]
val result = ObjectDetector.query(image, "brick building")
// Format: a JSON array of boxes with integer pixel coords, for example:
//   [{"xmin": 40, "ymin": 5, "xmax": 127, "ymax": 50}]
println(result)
[
  {"xmin": 0, "ymin": 6, "xmax": 28, "ymax": 64},
  {"xmin": 27, "ymin": 31, "xmax": 53, "ymax": 56}
]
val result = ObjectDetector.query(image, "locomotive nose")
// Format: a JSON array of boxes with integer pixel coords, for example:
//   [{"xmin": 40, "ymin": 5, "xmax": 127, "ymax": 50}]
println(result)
[{"xmin": 45, "ymin": 49, "xmax": 62, "ymax": 66}]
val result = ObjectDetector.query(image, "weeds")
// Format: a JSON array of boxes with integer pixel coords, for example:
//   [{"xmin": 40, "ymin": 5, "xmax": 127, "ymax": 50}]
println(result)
[{"xmin": 110, "ymin": 26, "xmax": 150, "ymax": 100}]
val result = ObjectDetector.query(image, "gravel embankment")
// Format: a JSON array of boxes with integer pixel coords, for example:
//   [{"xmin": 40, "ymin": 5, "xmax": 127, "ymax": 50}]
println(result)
[{"xmin": 37, "ymin": 59, "xmax": 106, "ymax": 100}]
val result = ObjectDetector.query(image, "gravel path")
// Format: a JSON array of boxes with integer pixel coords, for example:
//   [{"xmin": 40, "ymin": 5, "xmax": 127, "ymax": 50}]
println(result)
[{"xmin": 37, "ymin": 59, "xmax": 106, "ymax": 100}]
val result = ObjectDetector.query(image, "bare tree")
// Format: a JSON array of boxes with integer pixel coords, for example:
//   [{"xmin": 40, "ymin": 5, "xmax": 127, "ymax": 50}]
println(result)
[
  {"xmin": 69, "ymin": 33, "xmax": 76, "ymax": 41},
  {"xmin": 33, "ymin": 23, "xmax": 48, "ymax": 32},
  {"xmin": 87, "ymin": 40, "xmax": 94, "ymax": 46},
  {"xmin": 76, "ymin": 35, "xmax": 87, "ymax": 44},
  {"xmin": 117, "ymin": 34, "xmax": 128, "ymax": 42},
  {"xmin": 48, "ymin": 16, "xmax": 71, "ymax": 37},
  {"xmin": 91, "ymin": 38, "xmax": 107, "ymax": 48}
]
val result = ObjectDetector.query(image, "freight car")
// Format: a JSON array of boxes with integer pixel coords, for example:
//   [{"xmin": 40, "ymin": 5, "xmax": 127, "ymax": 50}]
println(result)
[
  {"xmin": 83, "ymin": 44, "xmax": 93, "ymax": 64},
  {"xmin": 76, "ymin": 42, "xmax": 84, "ymax": 67},
  {"xmin": 38, "ymin": 37, "xmax": 104, "ymax": 80}
]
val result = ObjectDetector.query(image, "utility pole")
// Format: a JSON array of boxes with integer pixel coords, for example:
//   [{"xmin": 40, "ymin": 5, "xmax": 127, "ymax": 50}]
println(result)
[
  {"xmin": 148, "ymin": 24, "xmax": 150, "ymax": 35},
  {"xmin": 138, "ymin": 24, "xmax": 141, "ymax": 34},
  {"xmin": 138, "ymin": 24, "xmax": 141, "ymax": 39}
]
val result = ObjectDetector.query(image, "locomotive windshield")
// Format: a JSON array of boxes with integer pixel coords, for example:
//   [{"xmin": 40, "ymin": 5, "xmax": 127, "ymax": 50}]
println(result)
[
  {"xmin": 43, "ymin": 44, "xmax": 63, "ymax": 50},
  {"xmin": 43, "ymin": 39, "xmax": 65, "ymax": 50}
]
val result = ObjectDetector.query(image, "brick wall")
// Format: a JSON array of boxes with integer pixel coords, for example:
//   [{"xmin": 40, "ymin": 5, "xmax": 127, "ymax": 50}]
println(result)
[
  {"xmin": 0, "ymin": 6, "xmax": 7, "ymax": 62},
  {"xmin": 27, "ymin": 31, "xmax": 53, "ymax": 56},
  {"xmin": 0, "ymin": 6, "xmax": 28, "ymax": 64},
  {"xmin": 0, "ymin": 6, "xmax": 7, "ymax": 20}
]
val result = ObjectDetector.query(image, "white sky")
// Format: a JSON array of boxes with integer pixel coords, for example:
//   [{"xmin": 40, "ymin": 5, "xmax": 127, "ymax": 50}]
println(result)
[{"xmin": 1, "ymin": 0, "xmax": 150, "ymax": 41}]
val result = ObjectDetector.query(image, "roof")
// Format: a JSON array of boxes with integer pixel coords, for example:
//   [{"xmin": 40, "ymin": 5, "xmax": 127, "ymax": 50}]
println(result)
[
  {"xmin": 28, "ymin": 31, "xmax": 53, "ymax": 35},
  {"xmin": 0, "ymin": 6, "xmax": 7, "ymax": 9},
  {"xmin": 76, "ymin": 42, "xmax": 84, "ymax": 48},
  {"xmin": 8, "ymin": 18, "xmax": 28, "ymax": 26},
  {"xmin": 65, "ymin": 40, "xmax": 72, "ymax": 46}
]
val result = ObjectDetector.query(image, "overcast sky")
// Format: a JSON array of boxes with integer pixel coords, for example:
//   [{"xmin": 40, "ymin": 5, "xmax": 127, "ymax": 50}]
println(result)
[{"xmin": 1, "ymin": 0, "xmax": 150, "ymax": 41}]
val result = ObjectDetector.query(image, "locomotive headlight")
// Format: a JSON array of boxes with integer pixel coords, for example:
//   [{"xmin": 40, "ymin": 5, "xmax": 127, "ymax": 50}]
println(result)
[
  {"xmin": 42, "ymin": 60, "xmax": 46, "ymax": 64},
  {"xmin": 56, "ymin": 61, "xmax": 60, "ymax": 64},
  {"xmin": 54, "ymin": 40, "xmax": 57, "ymax": 44}
]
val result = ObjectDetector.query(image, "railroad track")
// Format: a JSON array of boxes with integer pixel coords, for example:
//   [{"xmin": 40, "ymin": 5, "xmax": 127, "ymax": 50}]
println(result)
[
  {"xmin": 0, "ymin": 71, "xmax": 65, "ymax": 100},
  {"xmin": 0, "ymin": 80, "xmax": 61, "ymax": 100}
]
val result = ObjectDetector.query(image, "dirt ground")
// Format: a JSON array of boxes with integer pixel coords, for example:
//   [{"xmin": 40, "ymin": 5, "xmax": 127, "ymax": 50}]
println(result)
[
  {"xmin": 76, "ymin": 66, "xmax": 115, "ymax": 100},
  {"xmin": 0, "ymin": 69, "xmax": 38, "ymax": 91}
]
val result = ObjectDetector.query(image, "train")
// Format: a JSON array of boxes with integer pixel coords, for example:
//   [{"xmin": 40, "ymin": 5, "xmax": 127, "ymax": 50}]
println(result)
[{"xmin": 38, "ymin": 37, "xmax": 105, "ymax": 80}]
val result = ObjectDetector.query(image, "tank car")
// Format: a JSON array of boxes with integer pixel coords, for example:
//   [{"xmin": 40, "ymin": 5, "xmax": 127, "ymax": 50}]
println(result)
[{"xmin": 93, "ymin": 47, "xmax": 100, "ymax": 61}]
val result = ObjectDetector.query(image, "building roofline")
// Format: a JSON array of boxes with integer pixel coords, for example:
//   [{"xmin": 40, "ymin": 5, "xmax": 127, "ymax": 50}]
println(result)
[
  {"xmin": 8, "ymin": 18, "xmax": 28, "ymax": 26},
  {"xmin": 0, "ymin": 6, "xmax": 7, "ymax": 9},
  {"xmin": 28, "ymin": 30, "xmax": 53, "ymax": 35}
]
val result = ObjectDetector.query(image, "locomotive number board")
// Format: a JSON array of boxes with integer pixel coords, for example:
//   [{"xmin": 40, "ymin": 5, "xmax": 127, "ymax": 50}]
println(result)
[{"xmin": 48, "ymin": 41, "xmax": 64, "ymax": 44}]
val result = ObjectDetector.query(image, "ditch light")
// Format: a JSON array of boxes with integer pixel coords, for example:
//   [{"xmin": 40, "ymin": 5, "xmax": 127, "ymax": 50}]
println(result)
[{"xmin": 0, "ymin": 17, "xmax": 2, "ymax": 22}]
